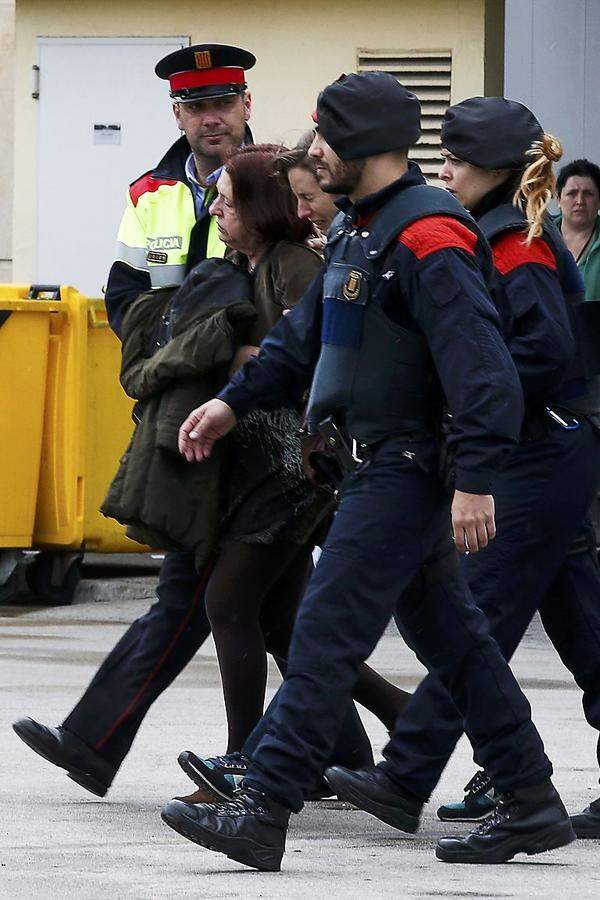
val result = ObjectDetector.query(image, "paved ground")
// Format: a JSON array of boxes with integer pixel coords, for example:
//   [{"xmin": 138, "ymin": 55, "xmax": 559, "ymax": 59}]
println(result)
[{"xmin": 1, "ymin": 572, "xmax": 600, "ymax": 899}]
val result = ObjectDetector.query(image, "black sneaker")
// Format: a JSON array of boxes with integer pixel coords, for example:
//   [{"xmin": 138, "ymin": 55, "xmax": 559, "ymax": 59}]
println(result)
[
  {"xmin": 161, "ymin": 788, "xmax": 290, "ymax": 872},
  {"xmin": 570, "ymin": 797, "xmax": 600, "ymax": 838},
  {"xmin": 436, "ymin": 781, "xmax": 576, "ymax": 863},
  {"xmin": 12, "ymin": 717, "xmax": 115, "ymax": 797},
  {"xmin": 177, "ymin": 750, "xmax": 248, "ymax": 800},
  {"xmin": 178, "ymin": 749, "xmax": 333, "ymax": 803},
  {"xmin": 437, "ymin": 770, "xmax": 497, "ymax": 822},
  {"xmin": 324, "ymin": 765, "xmax": 422, "ymax": 833}
]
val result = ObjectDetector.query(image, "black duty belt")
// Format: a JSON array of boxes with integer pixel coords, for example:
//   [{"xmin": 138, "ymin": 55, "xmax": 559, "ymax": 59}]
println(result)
[{"xmin": 316, "ymin": 416, "xmax": 434, "ymax": 473}]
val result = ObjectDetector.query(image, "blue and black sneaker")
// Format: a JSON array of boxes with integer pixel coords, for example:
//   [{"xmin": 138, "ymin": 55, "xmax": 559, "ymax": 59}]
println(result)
[
  {"xmin": 178, "ymin": 750, "xmax": 248, "ymax": 800},
  {"xmin": 437, "ymin": 770, "xmax": 497, "ymax": 822}
]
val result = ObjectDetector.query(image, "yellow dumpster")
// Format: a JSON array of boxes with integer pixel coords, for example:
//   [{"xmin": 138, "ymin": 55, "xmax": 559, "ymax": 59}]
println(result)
[
  {"xmin": 31, "ymin": 288, "xmax": 141, "ymax": 553},
  {"xmin": 0, "ymin": 286, "xmax": 56, "ymax": 547},
  {"xmin": 0, "ymin": 284, "xmax": 150, "ymax": 603}
]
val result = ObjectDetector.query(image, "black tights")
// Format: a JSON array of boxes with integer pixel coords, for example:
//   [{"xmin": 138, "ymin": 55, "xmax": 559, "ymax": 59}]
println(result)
[{"xmin": 205, "ymin": 541, "xmax": 411, "ymax": 753}]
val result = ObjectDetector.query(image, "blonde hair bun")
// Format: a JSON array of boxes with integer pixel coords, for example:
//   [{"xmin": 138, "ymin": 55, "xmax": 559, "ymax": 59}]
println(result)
[{"xmin": 515, "ymin": 132, "xmax": 564, "ymax": 241}]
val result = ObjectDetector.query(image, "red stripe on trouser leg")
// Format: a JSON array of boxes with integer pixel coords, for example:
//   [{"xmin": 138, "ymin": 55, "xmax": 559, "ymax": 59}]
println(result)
[{"xmin": 94, "ymin": 559, "xmax": 214, "ymax": 751}]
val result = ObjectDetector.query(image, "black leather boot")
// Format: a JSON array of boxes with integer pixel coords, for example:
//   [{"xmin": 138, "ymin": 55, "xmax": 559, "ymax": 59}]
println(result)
[
  {"xmin": 161, "ymin": 787, "xmax": 290, "ymax": 871},
  {"xmin": 324, "ymin": 765, "xmax": 422, "ymax": 832},
  {"xmin": 436, "ymin": 780, "xmax": 576, "ymax": 863},
  {"xmin": 12, "ymin": 717, "xmax": 115, "ymax": 797},
  {"xmin": 570, "ymin": 796, "xmax": 600, "ymax": 838}
]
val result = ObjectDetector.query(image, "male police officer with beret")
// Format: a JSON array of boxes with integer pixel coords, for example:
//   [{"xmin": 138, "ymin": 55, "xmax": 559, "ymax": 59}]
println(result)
[
  {"xmin": 163, "ymin": 72, "xmax": 574, "ymax": 870},
  {"xmin": 13, "ymin": 45, "xmax": 376, "ymax": 800}
]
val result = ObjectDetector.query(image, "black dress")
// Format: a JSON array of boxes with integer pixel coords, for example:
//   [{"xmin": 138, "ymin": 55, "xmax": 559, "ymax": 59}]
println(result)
[{"xmin": 220, "ymin": 242, "xmax": 333, "ymax": 545}]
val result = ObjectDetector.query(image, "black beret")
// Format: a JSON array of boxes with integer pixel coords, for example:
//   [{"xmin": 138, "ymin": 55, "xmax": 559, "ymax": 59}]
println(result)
[
  {"xmin": 156, "ymin": 43, "xmax": 256, "ymax": 102},
  {"xmin": 316, "ymin": 72, "xmax": 421, "ymax": 160},
  {"xmin": 441, "ymin": 97, "xmax": 544, "ymax": 170}
]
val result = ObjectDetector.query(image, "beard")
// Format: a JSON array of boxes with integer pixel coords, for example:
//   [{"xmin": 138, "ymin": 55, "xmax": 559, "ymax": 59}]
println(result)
[{"xmin": 317, "ymin": 158, "xmax": 366, "ymax": 194}]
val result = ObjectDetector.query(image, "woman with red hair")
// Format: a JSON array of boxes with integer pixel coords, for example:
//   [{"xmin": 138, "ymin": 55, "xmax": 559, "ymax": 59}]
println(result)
[{"xmin": 176, "ymin": 145, "xmax": 410, "ymax": 798}]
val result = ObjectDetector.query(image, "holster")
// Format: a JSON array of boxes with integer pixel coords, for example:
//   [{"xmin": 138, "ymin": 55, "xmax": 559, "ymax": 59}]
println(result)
[{"xmin": 301, "ymin": 416, "xmax": 359, "ymax": 490}]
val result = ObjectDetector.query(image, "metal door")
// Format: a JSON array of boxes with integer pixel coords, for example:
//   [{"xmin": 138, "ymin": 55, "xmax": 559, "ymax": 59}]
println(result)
[{"xmin": 36, "ymin": 37, "xmax": 189, "ymax": 297}]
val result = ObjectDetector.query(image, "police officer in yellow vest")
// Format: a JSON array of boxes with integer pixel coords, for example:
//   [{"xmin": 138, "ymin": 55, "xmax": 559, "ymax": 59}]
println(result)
[
  {"xmin": 13, "ymin": 41, "xmax": 380, "ymax": 795},
  {"xmin": 105, "ymin": 43, "xmax": 255, "ymax": 334},
  {"xmin": 10, "ymin": 45, "xmax": 262, "ymax": 797}
]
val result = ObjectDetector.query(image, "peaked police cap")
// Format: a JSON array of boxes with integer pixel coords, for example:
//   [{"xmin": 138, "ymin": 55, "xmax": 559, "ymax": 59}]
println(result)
[
  {"xmin": 155, "ymin": 43, "xmax": 256, "ymax": 102},
  {"xmin": 441, "ymin": 97, "xmax": 544, "ymax": 170}
]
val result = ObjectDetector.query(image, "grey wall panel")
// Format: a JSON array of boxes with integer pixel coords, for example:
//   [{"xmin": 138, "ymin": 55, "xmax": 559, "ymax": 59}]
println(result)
[
  {"xmin": 505, "ymin": 0, "xmax": 535, "ymax": 105},
  {"xmin": 584, "ymin": 0, "xmax": 600, "ymax": 160},
  {"xmin": 505, "ymin": 0, "xmax": 598, "ymax": 164}
]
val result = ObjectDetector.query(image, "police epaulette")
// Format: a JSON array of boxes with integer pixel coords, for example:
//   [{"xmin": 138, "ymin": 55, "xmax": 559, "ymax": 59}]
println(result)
[{"xmin": 129, "ymin": 171, "xmax": 178, "ymax": 207}]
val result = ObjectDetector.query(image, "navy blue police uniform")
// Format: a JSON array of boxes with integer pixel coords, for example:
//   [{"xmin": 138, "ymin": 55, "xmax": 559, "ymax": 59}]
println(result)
[
  {"xmin": 326, "ymin": 96, "xmax": 600, "ymax": 838},
  {"xmin": 159, "ymin": 78, "xmax": 574, "ymax": 871},
  {"xmin": 217, "ymin": 163, "xmax": 553, "ymax": 812},
  {"xmin": 378, "ymin": 201, "xmax": 600, "ymax": 806}
]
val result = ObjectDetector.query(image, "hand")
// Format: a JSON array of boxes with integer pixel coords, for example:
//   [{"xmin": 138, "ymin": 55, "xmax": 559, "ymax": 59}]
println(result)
[
  {"xmin": 451, "ymin": 490, "xmax": 496, "ymax": 553},
  {"xmin": 306, "ymin": 226, "xmax": 327, "ymax": 253},
  {"xmin": 178, "ymin": 399, "xmax": 237, "ymax": 462},
  {"xmin": 228, "ymin": 344, "xmax": 260, "ymax": 377}
]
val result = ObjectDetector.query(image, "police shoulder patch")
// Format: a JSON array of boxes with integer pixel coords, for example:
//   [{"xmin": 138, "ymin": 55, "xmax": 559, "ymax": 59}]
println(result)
[
  {"xmin": 129, "ymin": 173, "xmax": 178, "ymax": 207},
  {"xmin": 398, "ymin": 215, "xmax": 477, "ymax": 260},
  {"xmin": 492, "ymin": 231, "xmax": 557, "ymax": 276}
]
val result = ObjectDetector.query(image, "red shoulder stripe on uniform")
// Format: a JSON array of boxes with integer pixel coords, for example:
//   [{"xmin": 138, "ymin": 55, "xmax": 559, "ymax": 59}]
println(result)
[
  {"xmin": 129, "ymin": 173, "xmax": 178, "ymax": 207},
  {"xmin": 397, "ymin": 215, "xmax": 477, "ymax": 260},
  {"xmin": 492, "ymin": 231, "xmax": 557, "ymax": 275}
]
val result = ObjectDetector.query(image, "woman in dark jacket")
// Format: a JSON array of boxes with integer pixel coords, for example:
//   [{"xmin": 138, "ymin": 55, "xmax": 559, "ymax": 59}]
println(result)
[
  {"xmin": 431, "ymin": 102, "xmax": 600, "ymax": 838},
  {"xmin": 182, "ymin": 146, "xmax": 409, "ymax": 784}
]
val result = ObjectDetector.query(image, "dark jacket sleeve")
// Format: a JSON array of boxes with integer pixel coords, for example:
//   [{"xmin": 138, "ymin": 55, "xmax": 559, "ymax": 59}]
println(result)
[
  {"xmin": 105, "ymin": 260, "xmax": 152, "ymax": 338},
  {"xmin": 491, "ymin": 235, "xmax": 575, "ymax": 407},
  {"xmin": 218, "ymin": 269, "xmax": 324, "ymax": 416},
  {"xmin": 396, "ymin": 240, "xmax": 524, "ymax": 494}
]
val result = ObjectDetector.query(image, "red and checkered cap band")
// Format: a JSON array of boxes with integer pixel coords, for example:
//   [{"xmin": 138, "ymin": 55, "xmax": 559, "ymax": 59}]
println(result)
[{"xmin": 169, "ymin": 67, "xmax": 246, "ymax": 92}]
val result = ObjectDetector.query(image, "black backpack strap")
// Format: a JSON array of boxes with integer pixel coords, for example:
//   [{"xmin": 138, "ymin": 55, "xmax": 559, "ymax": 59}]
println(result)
[
  {"xmin": 325, "ymin": 210, "xmax": 347, "ymax": 255},
  {"xmin": 478, "ymin": 203, "xmax": 527, "ymax": 242},
  {"xmin": 480, "ymin": 203, "xmax": 569, "ymax": 281},
  {"xmin": 363, "ymin": 185, "xmax": 481, "ymax": 259}
]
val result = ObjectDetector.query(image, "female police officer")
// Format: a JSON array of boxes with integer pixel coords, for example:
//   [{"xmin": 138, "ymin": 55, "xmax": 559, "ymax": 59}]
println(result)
[
  {"xmin": 327, "ymin": 96, "xmax": 600, "ymax": 849},
  {"xmin": 161, "ymin": 75, "xmax": 574, "ymax": 871}
]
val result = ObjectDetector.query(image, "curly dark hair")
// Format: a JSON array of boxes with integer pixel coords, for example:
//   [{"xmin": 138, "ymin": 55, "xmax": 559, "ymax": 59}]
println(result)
[
  {"xmin": 556, "ymin": 158, "xmax": 600, "ymax": 197},
  {"xmin": 224, "ymin": 144, "xmax": 312, "ymax": 244}
]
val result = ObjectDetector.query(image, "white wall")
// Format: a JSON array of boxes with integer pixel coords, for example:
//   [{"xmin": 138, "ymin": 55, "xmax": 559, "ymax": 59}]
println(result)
[
  {"xmin": 0, "ymin": 0, "xmax": 14, "ymax": 280},
  {"xmin": 13, "ymin": 0, "xmax": 491, "ymax": 282}
]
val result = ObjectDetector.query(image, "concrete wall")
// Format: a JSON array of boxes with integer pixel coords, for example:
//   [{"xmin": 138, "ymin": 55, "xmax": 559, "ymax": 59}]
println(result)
[
  {"xmin": 13, "ymin": 0, "xmax": 497, "ymax": 281},
  {"xmin": 0, "ymin": 0, "xmax": 14, "ymax": 281},
  {"xmin": 505, "ymin": 0, "xmax": 600, "ymax": 165}
]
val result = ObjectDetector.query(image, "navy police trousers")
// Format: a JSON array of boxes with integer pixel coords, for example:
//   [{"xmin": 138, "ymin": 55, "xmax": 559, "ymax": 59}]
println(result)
[
  {"xmin": 382, "ymin": 419, "xmax": 600, "ymax": 799},
  {"xmin": 244, "ymin": 437, "xmax": 552, "ymax": 812}
]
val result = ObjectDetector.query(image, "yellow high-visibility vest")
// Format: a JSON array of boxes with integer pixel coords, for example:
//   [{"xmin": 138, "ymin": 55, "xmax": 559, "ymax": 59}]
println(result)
[{"xmin": 114, "ymin": 174, "xmax": 225, "ymax": 289}]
